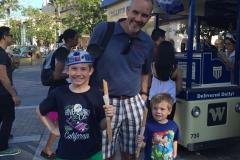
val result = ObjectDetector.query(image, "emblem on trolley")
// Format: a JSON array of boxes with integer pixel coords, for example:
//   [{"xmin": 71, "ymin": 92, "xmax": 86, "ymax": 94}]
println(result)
[
  {"xmin": 213, "ymin": 66, "xmax": 222, "ymax": 79},
  {"xmin": 207, "ymin": 102, "xmax": 227, "ymax": 126}
]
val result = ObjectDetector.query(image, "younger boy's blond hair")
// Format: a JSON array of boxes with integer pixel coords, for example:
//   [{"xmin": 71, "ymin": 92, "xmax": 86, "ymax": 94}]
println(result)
[{"xmin": 150, "ymin": 93, "xmax": 174, "ymax": 110}]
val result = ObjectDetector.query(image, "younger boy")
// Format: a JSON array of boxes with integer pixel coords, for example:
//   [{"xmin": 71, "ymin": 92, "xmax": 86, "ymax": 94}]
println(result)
[
  {"xmin": 36, "ymin": 50, "xmax": 114, "ymax": 160},
  {"xmin": 137, "ymin": 93, "xmax": 180, "ymax": 160}
]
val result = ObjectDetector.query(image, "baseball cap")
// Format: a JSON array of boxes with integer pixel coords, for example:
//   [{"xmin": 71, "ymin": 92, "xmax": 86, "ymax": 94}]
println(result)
[{"xmin": 66, "ymin": 50, "xmax": 92, "ymax": 66}]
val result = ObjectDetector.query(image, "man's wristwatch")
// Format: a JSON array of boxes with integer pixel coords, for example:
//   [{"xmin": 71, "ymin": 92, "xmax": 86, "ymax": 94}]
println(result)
[{"xmin": 140, "ymin": 92, "xmax": 149, "ymax": 97}]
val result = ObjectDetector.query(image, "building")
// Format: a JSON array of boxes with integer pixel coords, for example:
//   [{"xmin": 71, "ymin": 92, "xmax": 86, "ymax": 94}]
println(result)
[
  {"xmin": 41, "ymin": 0, "xmax": 55, "ymax": 13},
  {"xmin": 101, "ymin": 0, "xmax": 205, "ymax": 52},
  {"xmin": 0, "ymin": 19, "xmax": 6, "ymax": 26}
]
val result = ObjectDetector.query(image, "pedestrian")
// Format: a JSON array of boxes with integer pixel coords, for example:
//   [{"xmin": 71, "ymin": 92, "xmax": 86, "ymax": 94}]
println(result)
[
  {"xmin": 12, "ymin": 46, "xmax": 20, "ymax": 54},
  {"xmin": 40, "ymin": 29, "xmax": 79, "ymax": 159},
  {"xmin": 88, "ymin": 0, "xmax": 154, "ymax": 159},
  {"xmin": 36, "ymin": 50, "xmax": 114, "ymax": 159},
  {"xmin": 148, "ymin": 41, "xmax": 182, "ymax": 120},
  {"xmin": 137, "ymin": 93, "xmax": 180, "ymax": 160},
  {"xmin": 0, "ymin": 26, "xmax": 21, "ymax": 156},
  {"xmin": 151, "ymin": 28, "xmax": 166, "ymax": 62}
]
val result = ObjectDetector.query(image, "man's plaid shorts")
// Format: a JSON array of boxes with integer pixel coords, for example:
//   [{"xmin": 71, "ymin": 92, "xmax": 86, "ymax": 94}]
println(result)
[{"xmin": 102, "ymin": 94, "xmax": 145, "ymax": 159}]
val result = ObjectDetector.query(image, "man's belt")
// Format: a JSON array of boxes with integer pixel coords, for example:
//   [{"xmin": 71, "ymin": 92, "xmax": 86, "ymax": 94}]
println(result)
[{"xmin": 109, "ymin": 95, "xmax": 133, "ymax": 100}]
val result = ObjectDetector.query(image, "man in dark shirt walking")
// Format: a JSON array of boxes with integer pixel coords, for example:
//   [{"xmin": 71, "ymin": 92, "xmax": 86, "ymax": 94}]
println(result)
[
  {"xmin": 0, "ymin": 26, "xmax": 21, "ymax": 156},
  {"xmin": 151, "ymin": 28, "xmax": 166, "ymax": 62}
]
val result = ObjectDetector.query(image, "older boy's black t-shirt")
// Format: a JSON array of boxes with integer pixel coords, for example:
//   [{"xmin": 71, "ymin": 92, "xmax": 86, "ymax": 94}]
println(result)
[{"xmin": 39, "ymin": 86, "xmax": 105, "ymax": 159}]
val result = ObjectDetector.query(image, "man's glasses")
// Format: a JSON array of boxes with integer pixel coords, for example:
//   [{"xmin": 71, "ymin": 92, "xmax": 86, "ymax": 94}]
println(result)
[
  {"xmin": 5, "ymin": 34, "xmax": 13, "ymax": 38},
  {"xmin": 122, "ymin": 38, "xmax": 134, "ymax": 55}
]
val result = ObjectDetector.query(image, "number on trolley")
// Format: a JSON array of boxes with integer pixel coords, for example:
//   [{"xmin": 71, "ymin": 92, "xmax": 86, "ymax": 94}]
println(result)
[{"xmin": 191, "ymin": 133, "xmax": 199, "ymax": 139}]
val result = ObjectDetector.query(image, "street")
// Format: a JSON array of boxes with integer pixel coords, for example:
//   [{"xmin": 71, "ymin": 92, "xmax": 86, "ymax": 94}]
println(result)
[{"xmin": 0, "ymin": 65, "xmax": 239, "ymax": 160}]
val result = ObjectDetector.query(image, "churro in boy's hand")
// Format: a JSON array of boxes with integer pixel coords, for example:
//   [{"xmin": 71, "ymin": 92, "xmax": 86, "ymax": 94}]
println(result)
[{"xmin": 103, "ymin": 105, "xmax": 114, "ymax": 117}]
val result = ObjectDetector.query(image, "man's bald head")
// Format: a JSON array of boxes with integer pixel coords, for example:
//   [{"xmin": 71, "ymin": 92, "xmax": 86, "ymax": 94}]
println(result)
[{"xmin": 130, "ymin": 0, "xmax": 154, "ymax": 11}]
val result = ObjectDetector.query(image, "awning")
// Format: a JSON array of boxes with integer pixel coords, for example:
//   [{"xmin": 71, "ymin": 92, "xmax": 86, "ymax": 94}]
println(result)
[{"xmin": 204, "ymin": 0, "xmax": 238, "ymax": 30}]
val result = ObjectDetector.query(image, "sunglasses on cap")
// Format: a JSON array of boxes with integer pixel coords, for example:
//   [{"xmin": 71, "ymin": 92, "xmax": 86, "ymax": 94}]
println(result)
[{"xmin": 226, "ymin": 33, "xmax": 236, "ymax": 42}]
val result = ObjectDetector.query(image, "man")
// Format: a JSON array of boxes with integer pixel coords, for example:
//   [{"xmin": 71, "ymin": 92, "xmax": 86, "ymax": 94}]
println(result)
[
  {"xmin": 151, "ymin": 28, "xmax": 166, "ymax": 62},
  {"xmin": 0, "ymin": 26, "xmax": 21, "ymax": 156},
  {"xmin": 88, "ymin": 0, "xmax": 154, "ymax": 159}
]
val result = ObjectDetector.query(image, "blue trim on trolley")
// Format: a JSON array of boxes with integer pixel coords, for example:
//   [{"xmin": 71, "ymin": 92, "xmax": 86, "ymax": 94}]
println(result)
[
  {"xmin": 234, "ymin": 0, "xmax": 240, "ymax": 85},
  {"xmin": 195, "ymin": 17, "xmax": 201, "ymax": 50},
  {"xmin": 154, "ymin": 14, "xmax": 160, "ymax": 29},
  {"xmin": 186, "ymin": 0, "xmax": 195, "ymax": 89}
]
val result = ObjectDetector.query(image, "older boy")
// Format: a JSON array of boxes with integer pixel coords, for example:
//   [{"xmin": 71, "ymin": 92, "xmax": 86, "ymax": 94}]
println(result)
[
  {"xmin": 137, "ymin": 93, "xmax": 180, "ymax": 160},
  {"xmin": 36, "ymin": 50, "xmax": 114, "ymax": 160}
]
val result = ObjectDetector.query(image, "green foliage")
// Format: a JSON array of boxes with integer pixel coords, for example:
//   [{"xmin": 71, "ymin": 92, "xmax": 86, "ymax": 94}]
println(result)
[
  {"xmin": 0, "ymin": 0, "xmax": 21, "ymax": 25},
  {"xmin": 9, "ymin": 19, "xmax": 21, "ymax": 44},
  {"xmin": 175, "ymin": 21, "xmax": 225, "ymax": 43},
  {"xmin": 174, "ymin": 26, "xmax": 188, "ymax": 36},
  {"xmin": 4, "ymin": 0, "xmax": 106, "ymax": 46},
  {"xmin": 200, "ymin": 21, "xmax": 223, "ymax": 42},
  {"xmin": 59, "ymin": 0, "xmax": 107, "ymax": 36},
  {"xmin": 21, "ymin": 6, "xmax": 59, "ymax": 46},
  {"xmin": 0, "ymin": 1, "xmax": 6, "ymax": 19}
]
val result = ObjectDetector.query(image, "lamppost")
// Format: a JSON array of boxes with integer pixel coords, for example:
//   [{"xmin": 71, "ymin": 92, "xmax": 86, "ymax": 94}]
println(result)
[
  {"xmin": 56, "ymin": 28, "xmax": 60, "ymax": 47},
  {"xmin": 19, "ymin": 20, "xmax": 26, "ymax": 46}
]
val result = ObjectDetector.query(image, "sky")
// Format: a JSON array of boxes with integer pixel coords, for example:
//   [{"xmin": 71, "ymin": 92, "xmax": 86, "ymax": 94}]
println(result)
[
  {"xmin": 11, "ymin": 0, "xmax": 43, "ymax": 18},
  {"xmin": 31, "ymin": 0, "xmax": 43, "ymax": 8}
]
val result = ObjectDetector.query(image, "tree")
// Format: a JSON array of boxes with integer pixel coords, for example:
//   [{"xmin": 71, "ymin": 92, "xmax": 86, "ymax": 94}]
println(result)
[
  {"xmin": 48, "ymin": 0, "xmax": 61, "ymax": 19},
  {"xmin": 0, "ymin": 0, "xmax": 21, "ymax": 26},
  {"xmin": 59, "ymin": 0, "xmax": 107, "ymax": 36},
  {"xmin": 21, "ymin": 6, "xmax": 58, "ymax": 46},
  {"xmin": 8, "ymin": 19, "xmax": 21, "ymax": 45},
  {"xmin": 0, "ymin": 1, "xmax": 6, "ymax": 19},
  {"xmin": 175, "ymin": 21, "xmax": 224, "ymax": 43}
]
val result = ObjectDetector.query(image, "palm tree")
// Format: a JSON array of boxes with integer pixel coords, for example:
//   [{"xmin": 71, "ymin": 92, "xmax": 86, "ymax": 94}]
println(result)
[
  {"xmin": 1, "ymin": 0, "xmax": 21, "ymax": 26},
  {"xmin": 0, "ymin": 1, "xmax": 6, "ymax": 19}
]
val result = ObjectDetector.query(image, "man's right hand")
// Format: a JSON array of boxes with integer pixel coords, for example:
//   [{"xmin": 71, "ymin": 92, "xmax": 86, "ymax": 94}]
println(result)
[{"xmin": 12, "ymin": 95, "xmax": 21, "ymax": 106}]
